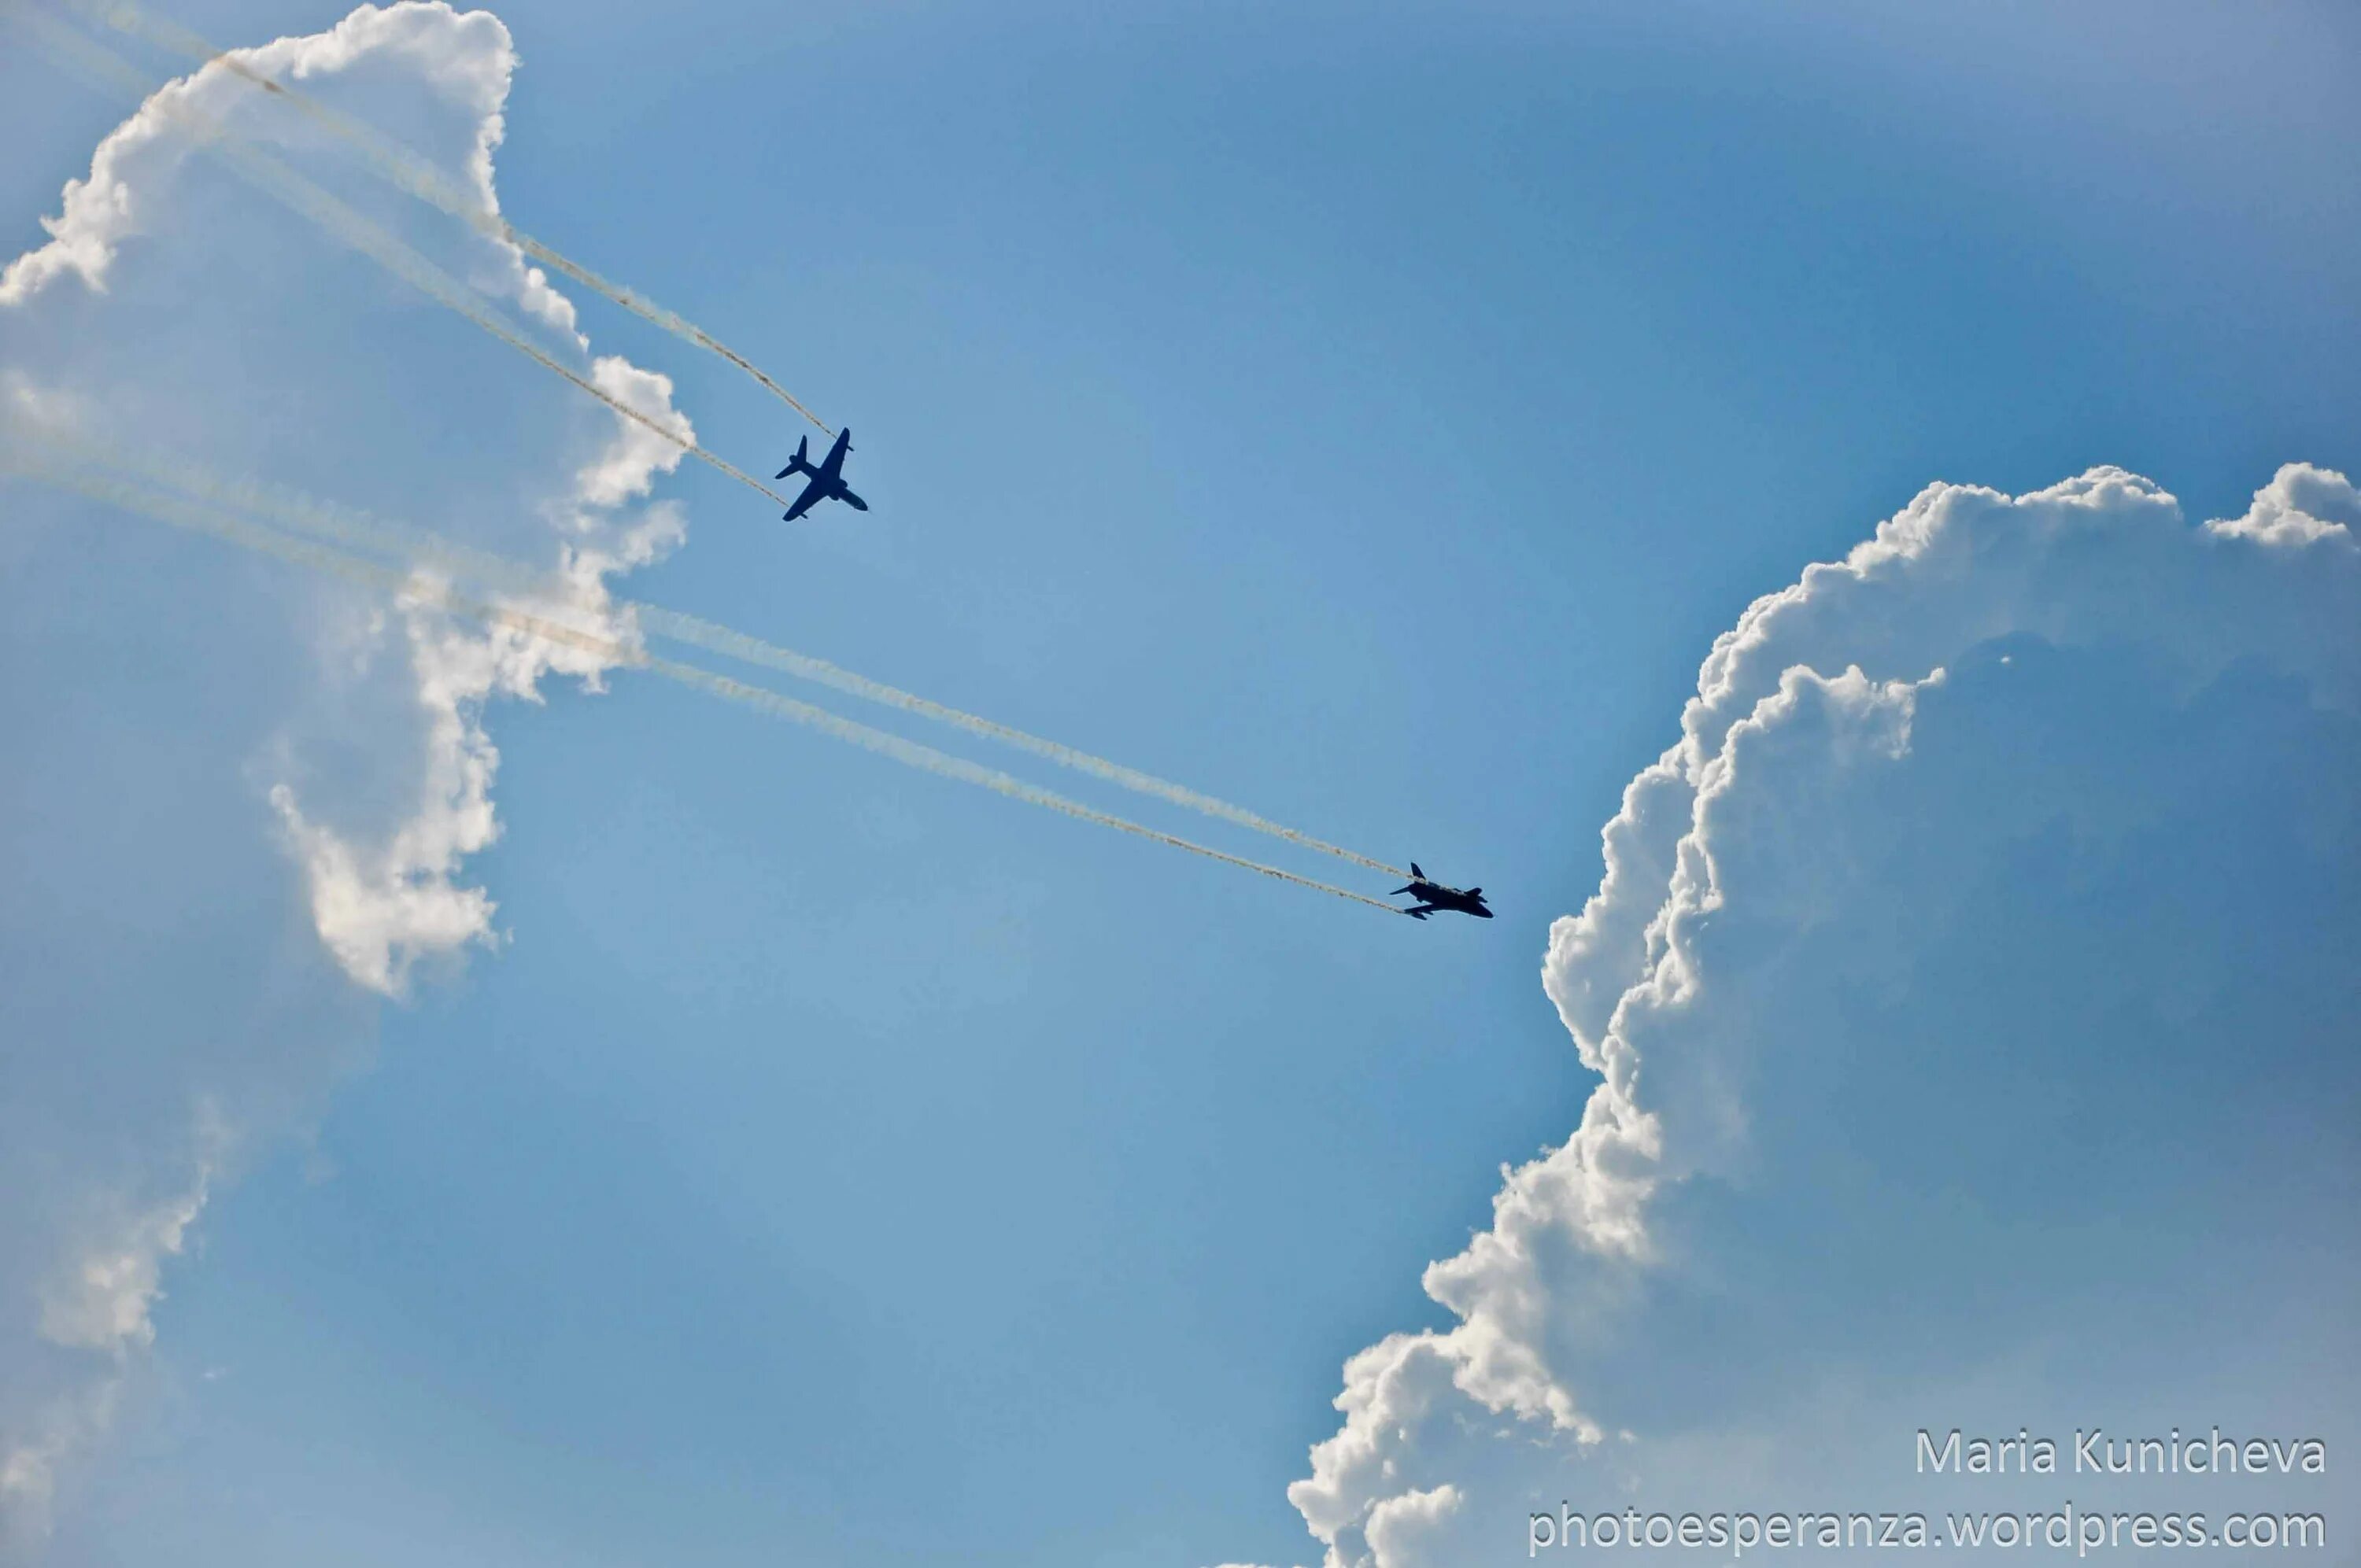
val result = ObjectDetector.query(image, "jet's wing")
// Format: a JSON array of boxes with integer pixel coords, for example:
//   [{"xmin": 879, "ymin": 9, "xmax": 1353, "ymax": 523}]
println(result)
[
  {"xmin": 781, "ymin": 473, "xmax": 829, "ymax": 521},
  {"xmin": 1402, "ymin": 905, "xmax": 1437, "ymax": 920},
  {"xmin": 817, "ymin": 428, "xmax": 853, "ymax": 481}
]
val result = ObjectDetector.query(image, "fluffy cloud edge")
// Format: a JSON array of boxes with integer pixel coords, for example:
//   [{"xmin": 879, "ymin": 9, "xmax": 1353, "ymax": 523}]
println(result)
[
  {"xmin": 0, "ymin": 3, "xmax": 700, "ymax": 1535},
  {"xmin": 1277, "ymin": 462, "xmax": 2360, "ymax": 1568}
]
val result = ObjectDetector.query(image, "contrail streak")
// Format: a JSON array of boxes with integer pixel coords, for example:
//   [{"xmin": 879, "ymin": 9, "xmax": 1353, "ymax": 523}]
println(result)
[
  {"xmin": 57, "ymin": 0, "xmax": 835, "ymax": 432},
  {"xmin": 645, "ymin": 663, "xmax": 1408, "ymax": 911},
  {"xmin": 24, "ymin": 431, "xmax": 1410, "ymax": 880},
  {"xmin": 17, "ymin": 6, "xmax": 800, "ymax": 511},
  {"xmin": 634, "ymin": 606, "xmax": 1410, "ymax": 876},
  {"xmin": 1, "ymin": 452, "xmax": 1409, "ymax": 915}
]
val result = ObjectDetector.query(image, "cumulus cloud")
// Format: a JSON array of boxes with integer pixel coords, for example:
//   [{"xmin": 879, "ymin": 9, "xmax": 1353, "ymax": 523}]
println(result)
[
  {"xmin": 574, "ymin": 354, "xmax": 696, "ymax": 510},
  {"xmin": 2205, "ymin": 459, "xmax": 2358, "ymax": 548},
  {"xmin": 1277, "ymin": 466, "xmax": 2360, "ymax": 1567},
  {"xmin": 4, "ymin": 3, "xmax": 690, "ymax": 1002},
  {"xmin": 1, "ymin": 3, "xmax": 695, "ymax": 1540},
  {"xmin": 2, "ymin": 2, "xmax": 568, "ymax": 334}
]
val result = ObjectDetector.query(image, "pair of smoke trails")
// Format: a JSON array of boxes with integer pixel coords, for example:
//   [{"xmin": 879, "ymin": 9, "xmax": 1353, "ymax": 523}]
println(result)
[
  {"xmin": 57, "ymin": 0, "xmax": 835, "ymax": 435},
  {"xmin": 16, "ymin": 4, "xmax": 800, "ymax": 511},
  {"xmin": 1, "ymin": 448, "xmax": 1410, "ymax": 914},
  {"xmin": 29, "ymin": 426, "xmax": 1406, "ymax": 881}
]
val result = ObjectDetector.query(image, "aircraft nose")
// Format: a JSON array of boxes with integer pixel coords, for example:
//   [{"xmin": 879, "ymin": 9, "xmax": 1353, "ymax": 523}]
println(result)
[{"xmin": 1476, "ymin": 907, "xmax": 1495, "ymax": 917}]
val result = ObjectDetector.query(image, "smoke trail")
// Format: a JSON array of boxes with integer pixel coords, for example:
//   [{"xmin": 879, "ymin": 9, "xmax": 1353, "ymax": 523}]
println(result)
[
  {"xmin": 631, "ymin": 608, "xmax": 1410, "ymax": 876},
  {"xmin": 16, "ymin": 7, "xmax": 800, "ymax": 511},
  {"xmin": 58, "ymin": 0, "xmax": 835, "ymax": 433},
  {"xmin": 23, "ymin": 430, "xmax": 1411, "ymax": 880},
  {"xmin": 0, "ymin": 453, "xmax": 1409, "ymax": 915},
  {"xmin": 646, "ymin": 659, "xmax": 1411, "ymax": 910}
]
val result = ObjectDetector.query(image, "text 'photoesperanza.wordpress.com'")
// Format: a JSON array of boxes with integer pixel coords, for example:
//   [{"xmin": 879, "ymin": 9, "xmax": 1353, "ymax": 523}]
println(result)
[{"xmin": 1528, "ymin": 1428, "xmax": 2330, "ymax": 1559}]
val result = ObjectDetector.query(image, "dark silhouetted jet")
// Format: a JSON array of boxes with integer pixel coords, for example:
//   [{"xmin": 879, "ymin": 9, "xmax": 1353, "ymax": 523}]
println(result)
[
  {"xmin": 1393, "ymin": 862, "xmax": 1492, "ymax": 921},
  {"xmin": 776, "ymin": 429, "xmax": 867, "ymax": 522}
]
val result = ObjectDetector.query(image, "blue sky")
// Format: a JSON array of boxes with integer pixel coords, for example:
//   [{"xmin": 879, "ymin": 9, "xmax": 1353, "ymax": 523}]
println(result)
[{"xmin": 2, "ymin": 3, "xmax": 2355, "ymax": 1565}]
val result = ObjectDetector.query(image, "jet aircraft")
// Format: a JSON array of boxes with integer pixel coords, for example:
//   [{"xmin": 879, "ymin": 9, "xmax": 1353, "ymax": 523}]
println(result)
[
  {"xmin": 776, "ymin": 429, "xmax": 867, "ymax": 522},
  {"xmin": 1393, "ymin": 863, "xmax": 1492, "ymax": 921}
]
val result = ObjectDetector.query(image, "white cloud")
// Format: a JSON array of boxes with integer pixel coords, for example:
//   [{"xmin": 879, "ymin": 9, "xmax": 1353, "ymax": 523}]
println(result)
[
  {"xmin": 2204, "ymin": 459, "xmax": 2358, "ymax": 547},
  {"xmin": 1276, "ymin": 465, "xmax": 2361, "ymax": 1567},
  {"xmin": 0, "ymin": 3, "xmax": 696, "ymax": 1540},
  {"xmin": 35, "ymin": 1168, "xmax": 212, "ymax": 1356},
  {"xmin": 573, "ymin": 353, "xmax": 695, "ymax": 510},
  {"xmin": 1, "ymin": 2, "xmax": 573, "ymax": 333},
  {"xmin": 3, "ymin": 1133, "xmax": 219, "ymax": 1551},
  {"xmin": 0, "ymin": 1378, "xmax": 120, "ymax": 1554},
  {"xmin": 1362, "ymin": 1485, "xmax": 1463, "ymax": 1566}
]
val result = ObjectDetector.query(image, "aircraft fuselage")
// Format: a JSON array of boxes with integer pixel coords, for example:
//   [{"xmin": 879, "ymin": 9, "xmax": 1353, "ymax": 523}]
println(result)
[{"xmin": 1394, "ymin": 863, "xmax": 1493, "ymax": 920}]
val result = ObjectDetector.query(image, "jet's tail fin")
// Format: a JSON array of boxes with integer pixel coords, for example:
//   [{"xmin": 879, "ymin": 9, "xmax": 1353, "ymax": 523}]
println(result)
[
  {"xmin": 775, "ymin": 434, "xmax": 811, "ymax": 479},
  {"xmin": 1409, "ymin": 861, "xmax": 1424, "ymax": 880}
]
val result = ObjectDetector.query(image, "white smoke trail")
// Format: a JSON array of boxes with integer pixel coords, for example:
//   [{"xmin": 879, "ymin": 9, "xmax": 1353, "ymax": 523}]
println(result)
[
  {"xmin": 633, "ymin": 607, "xmax": 1412, "ymax": 877},
  {"xmin": 647, "ymin": 659, "xmax": 1412, "ymax": 910},
  {"xmin": 24, "ymin": 430, "xmax": 1411, "ymax": 880},
  {"xmin": 57, "ymin": 0, "xmax": 836, "ymax": 434},
  {"xmin": 15, "ymin": 6, "xmax": 800, "ymax": 511},
  {"xmin": 0, "ymin": 452, "xmax": 1410, "ymax": 915}
]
